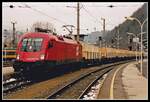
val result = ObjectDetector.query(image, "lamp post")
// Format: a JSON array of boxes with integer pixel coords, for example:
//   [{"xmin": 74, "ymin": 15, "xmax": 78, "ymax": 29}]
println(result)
[
  {"xmin": 125, "ymin": 16, "xmax": 148, "ymax": 74},
  {"xmin": 114, "ymin": 27, "xmax": 122, "ymax": 49}
]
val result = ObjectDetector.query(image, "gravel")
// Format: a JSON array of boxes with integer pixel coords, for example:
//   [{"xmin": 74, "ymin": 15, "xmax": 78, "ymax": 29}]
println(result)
[{"xmin": 3, "ymin": 67, "xmax": 100, "ymax": 99}]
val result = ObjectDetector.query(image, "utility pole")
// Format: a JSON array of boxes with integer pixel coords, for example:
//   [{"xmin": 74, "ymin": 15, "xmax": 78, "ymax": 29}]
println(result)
[
  {"xmin": 66, "ymin": 2, "xmax": 81, "ymax": 41},
  {"xmin": 116, "ymin": 27, "xmax": 122, "ymax": 49},
  {"xmin": 77, "ymin": 2, "xmax": 80, "ymax": 42},
  {"xmin": 101, "ymin": 18, "xmax": 106, "ymax": 47},
  {"xmin": 117, "ymin": 29, "xmax": 119, "ymax": 49},
  {"xmin": 11, "ymin": 21, "xmax": 17, "ymax": 48},
  {"xmin": 101, "ymin": 18, "xmax": 105, "ymax": 33}
]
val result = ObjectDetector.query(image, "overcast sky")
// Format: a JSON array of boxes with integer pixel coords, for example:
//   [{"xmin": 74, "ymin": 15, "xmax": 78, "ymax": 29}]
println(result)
[{"xmin": 2, "ymin": 2, "xmax": 145, "ymax": 35}]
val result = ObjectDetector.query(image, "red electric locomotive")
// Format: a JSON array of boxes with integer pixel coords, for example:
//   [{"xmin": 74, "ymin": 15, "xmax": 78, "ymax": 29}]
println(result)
[{"xmin": 13, "ymin": 32, "xmax": 82, "ymax": 77}]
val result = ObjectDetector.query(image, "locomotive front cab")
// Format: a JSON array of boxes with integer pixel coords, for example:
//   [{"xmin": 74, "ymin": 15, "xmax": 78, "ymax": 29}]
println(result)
[
  {"xmin": 16, "ymin": 37, "xmax": 47, "ymax": 62},
  {"xmin": 13, "ymin": 33, "xmax": 53, "ymax": 76}
]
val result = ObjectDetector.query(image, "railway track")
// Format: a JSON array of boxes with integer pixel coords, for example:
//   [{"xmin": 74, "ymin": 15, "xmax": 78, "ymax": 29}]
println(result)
[
  {"xmin": 3, "ymin": 61, "xmax": 14, "ymax": 67},
  {"xmin": 46, "ymin": 61, "xmax": 130, "ymax": 99},
  {"xmin": 3, "ymin": 60, "xmax": 133, "ymax": 99},
  {"xmin": 3, "ymin": 78, "xmax": 32, "ymax": 94},
  {"xmin": 78, "ymin": 71, "xmax": 108, "ymax": 99}
]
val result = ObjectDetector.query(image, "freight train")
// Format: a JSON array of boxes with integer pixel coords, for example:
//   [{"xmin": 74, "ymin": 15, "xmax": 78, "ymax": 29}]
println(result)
[
  {"xmin": 13, "ymin": 32, "xmax": 141, "ymax": 78},
  {"xmin": 2, "ymin": 49, "xmax": 16, "ymax": 60}
]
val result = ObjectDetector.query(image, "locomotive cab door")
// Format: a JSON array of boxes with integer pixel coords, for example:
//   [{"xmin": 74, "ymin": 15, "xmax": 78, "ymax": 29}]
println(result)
[{"xmin": 46, "ymin": 40, "xmax": 56, "ymax": 61}]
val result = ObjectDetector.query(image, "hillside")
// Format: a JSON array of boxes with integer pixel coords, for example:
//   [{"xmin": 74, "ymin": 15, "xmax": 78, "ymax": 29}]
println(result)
[{"xmin": 104, "ymin": 3, "xmax": 147, "ymax": 51}]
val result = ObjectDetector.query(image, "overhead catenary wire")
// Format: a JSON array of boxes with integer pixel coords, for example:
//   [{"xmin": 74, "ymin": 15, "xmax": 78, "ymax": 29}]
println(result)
[
  {"xmin": 4, "ymin": 3, "xmax": 143, "ymax": 34},
  {"xmin": 22, "ymin": 3, "xmax": 67, "ymax": 25},
  {"xmin": 82, "ymin": 3, "xmax": 144, "ymax": 8},
  {"xmin": 81, "ymin": 3, "xmax": 103, "ymax": 25},
  {"xmin": 3, "ymin": 3, "xmax": 78, "ymax": 34},
  {"xmin": 81, "ymin": 5, "xmax": 142, "ymax": 8},
  {"xmin": 81, "ymin": 3, "xmax": 142, "ymax": 31},
  {"xmin": 3, "ymin": 2, "xmax": 143, "ymax": 8},
  {"xmin": 82, "ymin": 4, "xmax": 120, "ymax": 29},
  {"xmin": 22, "ymin": 3, "xmax": 82, "ymax": 34},
  {"xmin": 47, "ymin": 3, "xmax": 75, "ymax": 24}
]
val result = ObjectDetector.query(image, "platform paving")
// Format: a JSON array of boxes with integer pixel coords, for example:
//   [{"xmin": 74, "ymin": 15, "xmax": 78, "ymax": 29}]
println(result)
[
  {"xmin": 97, "ymin": 61, "xmax": 148, "ymax": 100},
  {"xmin": 122, "ymin": 62, "xmax": 148, "ymax": 100}
]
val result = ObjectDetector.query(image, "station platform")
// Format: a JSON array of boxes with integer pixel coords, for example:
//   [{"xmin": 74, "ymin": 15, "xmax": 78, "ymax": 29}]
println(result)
[
  {"xmin": 2, "ymin": 67, "xmax": 14, "ymax": 80},
  {"xmin": 97, "ymin": 61, "xmax": 148, "ymax": 100},
  {"xmin": 3, "ymin": 67, "xmax": 14, "ymax": 75}
]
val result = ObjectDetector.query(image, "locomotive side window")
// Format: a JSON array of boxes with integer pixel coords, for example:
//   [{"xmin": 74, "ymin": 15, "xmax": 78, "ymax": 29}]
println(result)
[
  {"xmin": 21, "ymin": 38, "xmax": 28, "ymax": 51},
  {"xmin": 21, "ymin": 38, "xmax": 43, "ymax": 52},
  {"xmin": 48, "ymin": 41, "xmax": 53, "ymax": 48},
  {"xmin": 33, "ymin": 38, "xmax": 43, "ymax": 51}
]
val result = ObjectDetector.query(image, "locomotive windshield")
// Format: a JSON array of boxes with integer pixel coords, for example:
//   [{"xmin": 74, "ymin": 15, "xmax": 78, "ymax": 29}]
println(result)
[{"xmin": 21, "ymin": 38, "xmax": 43, "ymax": 52}]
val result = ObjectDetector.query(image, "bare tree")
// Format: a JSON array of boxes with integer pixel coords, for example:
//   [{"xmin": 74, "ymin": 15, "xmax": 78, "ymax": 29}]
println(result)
[{"xmin": 30, "ymin": 21, "xmax": 55, "ymax": 33}]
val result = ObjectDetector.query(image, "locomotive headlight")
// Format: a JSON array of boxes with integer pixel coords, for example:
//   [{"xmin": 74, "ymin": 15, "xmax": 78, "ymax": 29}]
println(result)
[
  {"xmin": 40, "ymin": 54, "xmax": 45, "ymax": 60},
  {"xmin": 16, "ymin": 54, "xmax": 20, "ymax": 60}
]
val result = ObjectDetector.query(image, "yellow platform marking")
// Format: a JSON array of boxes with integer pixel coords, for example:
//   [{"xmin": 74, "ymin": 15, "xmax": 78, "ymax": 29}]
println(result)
[{"xmin": 109, "ymin": 63, "xmax": 128, "ymax": 99}]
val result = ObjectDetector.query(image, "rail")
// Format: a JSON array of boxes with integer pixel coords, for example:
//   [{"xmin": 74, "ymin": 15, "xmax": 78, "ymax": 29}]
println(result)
[{"xmin": 46, "ymin": 60, "xmax": 131, "ymax": 99}]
